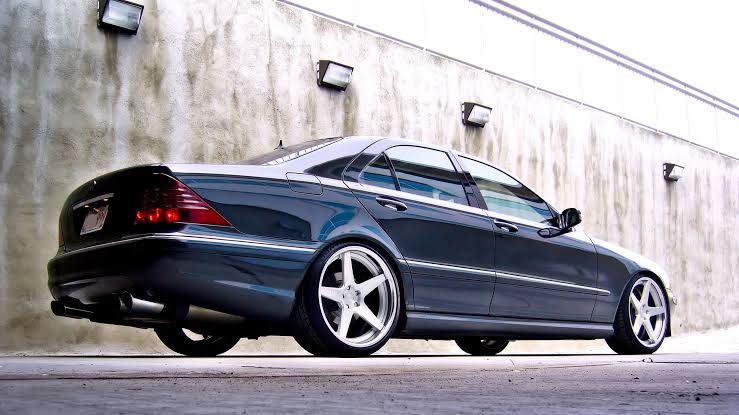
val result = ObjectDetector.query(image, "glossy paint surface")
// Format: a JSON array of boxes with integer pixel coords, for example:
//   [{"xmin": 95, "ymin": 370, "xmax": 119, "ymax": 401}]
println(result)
[
  {"xmin": 48, "ymin": 136, "xmax": 673, "ymax": 339},
  {"xmin": 490, "ymin": 225, "xmax": 598, "ymax": 321}
]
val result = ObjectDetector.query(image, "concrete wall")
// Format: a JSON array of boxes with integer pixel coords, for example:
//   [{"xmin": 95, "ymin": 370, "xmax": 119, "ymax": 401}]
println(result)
[{"xmin": 1, "ymin": 0, "xmax": 737, "ymax": 354}]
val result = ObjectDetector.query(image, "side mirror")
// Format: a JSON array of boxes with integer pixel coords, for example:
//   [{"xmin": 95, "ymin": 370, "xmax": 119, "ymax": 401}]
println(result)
[
  {"xmin": 537, "ymin": 208, "xmax": 582, "ymax": 239},
  {"xmin": 560, "ymin": 208, "xmax": 582, "ymax": 230}
]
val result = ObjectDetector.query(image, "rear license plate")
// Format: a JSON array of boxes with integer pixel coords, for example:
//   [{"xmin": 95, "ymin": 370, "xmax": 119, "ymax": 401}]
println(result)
[{"xmin": 80, "ymin": 205, "xmax": 109, "ymax": 235}]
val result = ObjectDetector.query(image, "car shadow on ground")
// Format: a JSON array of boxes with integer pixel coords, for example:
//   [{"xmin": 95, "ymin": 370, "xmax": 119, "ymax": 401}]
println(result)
[{"xmin": 24, "ymin": 353, "xmax": 620, "ymax": 358}]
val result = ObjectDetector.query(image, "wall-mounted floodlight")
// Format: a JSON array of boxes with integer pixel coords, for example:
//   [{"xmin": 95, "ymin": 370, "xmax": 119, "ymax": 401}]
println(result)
[
  {"xmin": 317, "ymin": 60, "xmax": 354, "ymax": 91},
  {"xmin": 98, "ymin": 0, "xmax": 144, "ymax": 35},
  {"xmin": 461, "ymin": 102, "xmax": 492, "ymax": 128},
  {"xmin": 663, "ymin": 163, "xmax": 685, "ymax": 182}
]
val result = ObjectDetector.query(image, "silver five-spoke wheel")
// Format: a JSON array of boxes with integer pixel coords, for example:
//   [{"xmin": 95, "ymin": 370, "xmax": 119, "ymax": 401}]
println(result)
[
  {"xmin": 628, "ymin": 277, "xmax": 667, "ymax": 347},
  {"xmin": 292, "ymin": 243, "xmax": 401, "ymax": 357},
  {"xmin": 606, "ymin": 274, "xmax": 669, "ymax": 355},
  {"xmin": 318, "ymin": 247, "xmax": 398, "ymax": 348}
]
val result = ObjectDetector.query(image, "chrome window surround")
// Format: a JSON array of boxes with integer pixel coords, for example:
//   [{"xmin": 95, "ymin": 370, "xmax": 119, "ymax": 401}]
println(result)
[
  {"xmin": 456, "ymin": 154, "xmax": 558, "ymax": 221},
  {"xmin": 344, "ymin": 181, "xmax": 548, "ymax": 229}
]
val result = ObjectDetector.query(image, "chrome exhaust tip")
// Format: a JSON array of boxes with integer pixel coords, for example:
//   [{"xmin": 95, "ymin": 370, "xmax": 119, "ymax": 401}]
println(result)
[
  {"xmin": 119, "ymin": 292, "xmax": 165, "ymax": 315},
  {"xmin": 50, "ymin": 300, "xmax": 94, "ymax": 319}
]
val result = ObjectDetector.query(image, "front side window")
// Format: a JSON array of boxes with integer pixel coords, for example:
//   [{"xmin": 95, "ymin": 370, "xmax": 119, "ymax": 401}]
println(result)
[
  {"xmin": 385, "ymin": 146, "xmax": 468, "ymax": 205},
  {"xmin": 359, "ymin": 154, "xmax": 397, "ymax": 191},
  {"xmin": 461, "ymin": 156, "xmax": 554, "ymax": 223}
]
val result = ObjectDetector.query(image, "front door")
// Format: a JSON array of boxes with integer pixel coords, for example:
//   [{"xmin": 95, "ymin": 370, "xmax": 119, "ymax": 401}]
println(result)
[
  {"xmin": 457, "ymin": 155, "xmax": 599, "ymax": 321},
  {"xmin": 346, "ymin": 144, "xmax": 496, "ymax": 315}
]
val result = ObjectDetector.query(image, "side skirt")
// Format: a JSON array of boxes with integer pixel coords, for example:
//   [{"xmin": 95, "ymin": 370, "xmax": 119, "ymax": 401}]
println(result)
[{"xmin": 398, "ymin": 311, "xmax": 613, "ymax": 340}]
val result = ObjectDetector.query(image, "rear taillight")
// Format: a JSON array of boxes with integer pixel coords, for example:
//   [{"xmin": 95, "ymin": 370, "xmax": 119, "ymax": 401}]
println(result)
[{"xmin": 134, "ymin": 174, "xmax": 231, "ymax": 227}]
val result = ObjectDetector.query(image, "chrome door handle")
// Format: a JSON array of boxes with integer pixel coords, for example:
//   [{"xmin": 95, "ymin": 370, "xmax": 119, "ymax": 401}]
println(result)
[
  {"xmin": 376, "ymin": 196, "xmax": 408, "ymax": 212},
  {"xmin": 493, "ymin": 219, "xmax": 518, "ymax": 233}
]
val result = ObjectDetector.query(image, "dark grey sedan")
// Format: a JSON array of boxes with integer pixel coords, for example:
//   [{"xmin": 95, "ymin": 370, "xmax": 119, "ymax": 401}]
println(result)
[{"xmin": 48, "ymin": 136, "xmax": 677, "ymax": 357}]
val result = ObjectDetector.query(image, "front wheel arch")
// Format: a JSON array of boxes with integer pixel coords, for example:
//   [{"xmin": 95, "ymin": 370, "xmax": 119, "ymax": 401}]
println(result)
[
  {"xmin": 620, "ymin": 270, "xmax": 671, "ymax": 337},
  {"xmin": 607, "ymin": 272, "xmax": 670, "ymax": 354}
]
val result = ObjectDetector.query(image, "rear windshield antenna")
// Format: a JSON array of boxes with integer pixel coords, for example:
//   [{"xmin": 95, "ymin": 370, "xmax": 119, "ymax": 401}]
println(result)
[{"xmin": 275, "ymin": 140, "xmax": 284, "ymax": 150}]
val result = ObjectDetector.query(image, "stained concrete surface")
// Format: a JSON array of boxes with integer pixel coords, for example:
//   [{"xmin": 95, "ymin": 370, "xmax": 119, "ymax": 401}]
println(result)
[
  {"xmin": 2, "ymin": 0, "xmax": 739, "ymax": 354},
  {"xmin": 0, "ymin": 353, "xmax": 737, "ymax": 414}
]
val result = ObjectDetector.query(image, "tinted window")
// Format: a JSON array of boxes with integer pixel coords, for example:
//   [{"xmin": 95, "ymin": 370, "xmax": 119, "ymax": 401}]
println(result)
[
  {"xmin": 359, "ymin": 154, "xmax": 397, "ymax": 191},
  {"xmin": 386, "ymin": 146, "xmax": 468, "ymax": 205},
  {"xmin": 461, "ymin": 157, "xmax": 554, "ymax": 223}
]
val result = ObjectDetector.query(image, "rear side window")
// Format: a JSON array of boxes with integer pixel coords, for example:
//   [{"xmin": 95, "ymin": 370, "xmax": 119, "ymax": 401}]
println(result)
[
  {"xmin": 359, "ymin": 154, "xmax": 397, "ymax": 191},
  {"xmin": 385, "ymin": 146, "xmax": 468, "ymax": 205},
  {"xmin": 461, "ymin": 156, "xmax": 554, "ymax": 223}
]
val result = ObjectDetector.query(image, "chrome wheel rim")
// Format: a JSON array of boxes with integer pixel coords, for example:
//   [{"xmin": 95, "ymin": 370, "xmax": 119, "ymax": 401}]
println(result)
[
  {"xmin": 318, "ymin": 246, "xmax": 398, "ymax": 348},
  {"xmin": 628, "ymin": 277, "xmax": 667, "ymax": 347}
]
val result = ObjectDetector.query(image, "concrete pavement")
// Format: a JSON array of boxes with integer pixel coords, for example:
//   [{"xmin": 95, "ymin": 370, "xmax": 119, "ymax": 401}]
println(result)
[{"xmin": 1, "ymin": 353, "xmax": 737, "ymax": 414}]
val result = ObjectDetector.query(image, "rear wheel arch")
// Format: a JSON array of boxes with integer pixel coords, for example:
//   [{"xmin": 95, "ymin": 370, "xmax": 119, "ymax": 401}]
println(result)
[{"xmin": 296, "ymin": 235, "xmax": 409, "ymax": 330}]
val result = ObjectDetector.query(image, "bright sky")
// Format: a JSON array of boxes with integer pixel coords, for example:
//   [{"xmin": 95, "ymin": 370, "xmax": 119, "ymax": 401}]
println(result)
[{"xmin": 511, "ymin": 0, "xmax": 739, "ymax": 106}]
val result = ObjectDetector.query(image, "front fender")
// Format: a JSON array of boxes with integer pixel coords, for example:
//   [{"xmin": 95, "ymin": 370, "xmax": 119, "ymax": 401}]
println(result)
[{"xmin": 589, "ymin": 236, "xmax": 677, "ymax": 332}]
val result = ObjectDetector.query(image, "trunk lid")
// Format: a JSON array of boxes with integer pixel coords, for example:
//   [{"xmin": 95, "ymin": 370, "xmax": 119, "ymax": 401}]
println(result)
[{"xmin": 59, "ymin": 165, "xmax": 173, "ymax": 252}]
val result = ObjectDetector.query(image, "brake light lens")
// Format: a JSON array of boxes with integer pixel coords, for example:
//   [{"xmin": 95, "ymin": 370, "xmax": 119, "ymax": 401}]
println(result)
[
  {"xmin": 134, "ymin": 175, "xmax": 231, "ymax": 227},
  {"xmin": 58, "ymin": 222, "xmax": 64, "ymax": 247}
]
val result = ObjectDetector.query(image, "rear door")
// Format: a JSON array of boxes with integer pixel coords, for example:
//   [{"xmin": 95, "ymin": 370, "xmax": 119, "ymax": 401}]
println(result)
[
  {"xmin": 456, "ymin": 156, "xmax": 599, "ymax": 321},
  {"xmin": 344, "ymin": 142, "xmax": 495, "ymax": 315}
]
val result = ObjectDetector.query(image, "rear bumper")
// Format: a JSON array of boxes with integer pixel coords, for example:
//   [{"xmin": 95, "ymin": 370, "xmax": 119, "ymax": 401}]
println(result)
[{"xmin": 48, "ymin": 232, "xmax": 317, "ymax": 326}]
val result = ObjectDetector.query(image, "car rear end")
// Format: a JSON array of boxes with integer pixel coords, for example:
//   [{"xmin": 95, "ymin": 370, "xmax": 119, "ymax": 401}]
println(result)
[{"xmin": 48, "ymin": 164, "xmax": 317, "ymax": 335}]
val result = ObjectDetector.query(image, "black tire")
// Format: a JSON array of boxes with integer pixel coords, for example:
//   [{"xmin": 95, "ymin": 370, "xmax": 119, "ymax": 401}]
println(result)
[
  {"xmin": 606, "ymin": 274, "xmax": 669, "ymax": 355},
  {"xmin": 292, "ymin": 242, "xmax": 401, "ymax": 357},
  {"xmin": 455, "ymin": 338, "xmax": 510, "ymax": 356},
  {"xmin": 155, "ymin": 328, "xmax": 240, "ymax": 357}
]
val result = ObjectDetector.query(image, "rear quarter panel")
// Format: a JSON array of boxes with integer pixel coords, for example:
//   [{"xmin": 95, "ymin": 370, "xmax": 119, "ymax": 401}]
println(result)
[{"xmin": 173, "ymin": 172, "xmax": 415, "ymax": 313}]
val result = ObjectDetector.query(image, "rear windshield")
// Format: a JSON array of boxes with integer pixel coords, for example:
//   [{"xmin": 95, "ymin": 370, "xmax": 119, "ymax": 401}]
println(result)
[{"xmin": 240, "ymin": 138, "xmax": 341, "ymax": 165}]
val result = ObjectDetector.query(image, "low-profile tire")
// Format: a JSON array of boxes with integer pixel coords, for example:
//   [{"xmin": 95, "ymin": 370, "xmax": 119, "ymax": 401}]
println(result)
[
  {"xmin": 606, "ymin": 274, "xmax": 669, "ymax": 355},
  {"xmin": 293, "ymin": 242, "xmax": 401, "ymax": 357},
  {"xmin": 455, "ymin": 338, "xmax": 510, "ymax": 356},
  {"xmin": 155, "ymin": 328, "xmax": 240, "ymax": 357}
]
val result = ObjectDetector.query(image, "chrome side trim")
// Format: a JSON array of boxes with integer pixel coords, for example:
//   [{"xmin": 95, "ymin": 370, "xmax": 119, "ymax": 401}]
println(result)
[
  {"xmin": 345, "ymin": 181, "xmax": 489, "ymax": 217},
  {"xmin": 72, "ymin": 193, "xmax": 115, "ymax": 210},
  {"xmin": 405, "ymin": 259, "xmax": 609, "ymax": 295},
  {"xmin": 156, "ymin": 233, "xmax": 316, "ymax": 253},
  {"xmin": 496, "ymin": 271, "xmax": 610, "ymax": 295},
  {"xmin": 406, "ymin": 260, "xmax": 496, "ymax": 277},
  {"xmin": 56, "ymin": 233, "xmax": 315, "ymax": 258}
]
